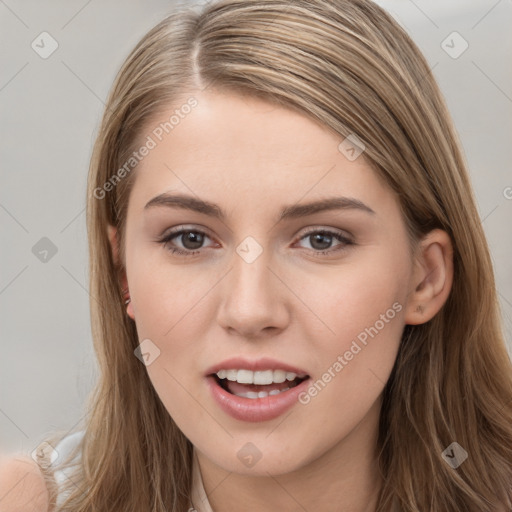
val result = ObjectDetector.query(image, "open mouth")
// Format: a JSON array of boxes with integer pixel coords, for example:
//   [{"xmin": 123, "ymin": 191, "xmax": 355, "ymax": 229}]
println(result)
[{"xmin": 210, "ymin": 373, "xmax": 310, "ymax": 399}]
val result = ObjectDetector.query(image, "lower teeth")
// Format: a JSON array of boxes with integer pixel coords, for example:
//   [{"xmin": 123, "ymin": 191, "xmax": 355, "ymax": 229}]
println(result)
[
  {"xmin": 234, "ymin": 388, "xmax": 290, "ymax": 399},
  {"xmin": 215, "ymin": 376, "xmax": 307, "ymax": 399}
]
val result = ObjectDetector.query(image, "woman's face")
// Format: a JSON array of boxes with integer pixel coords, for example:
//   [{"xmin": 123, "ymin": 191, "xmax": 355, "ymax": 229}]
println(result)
[{"xmin": 120, "ymin": 89, "xmax": 416, "ymax": 475}]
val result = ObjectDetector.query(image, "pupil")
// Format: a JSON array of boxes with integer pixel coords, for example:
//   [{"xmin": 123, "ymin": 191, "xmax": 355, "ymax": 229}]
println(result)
[
  {"xmin": 183, "ymin": 231, "xmax": 203, "ymax": 250},
  {"xmin": 311, "ymin": 233, "xmax": 331, "ymax": 250}
]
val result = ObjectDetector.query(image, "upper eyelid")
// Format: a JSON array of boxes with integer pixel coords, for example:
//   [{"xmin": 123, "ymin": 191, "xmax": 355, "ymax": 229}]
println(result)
[
  {"xmin": 299, "ymin": 226, "xmax": 353, "ymax": 239},
  {"xmin": 162, "ymin": 225, "xmax": 215, "ymax": 242},
  {"xmin": 162, "ymin": 225, "xmax": 351, "ymax": 238}
]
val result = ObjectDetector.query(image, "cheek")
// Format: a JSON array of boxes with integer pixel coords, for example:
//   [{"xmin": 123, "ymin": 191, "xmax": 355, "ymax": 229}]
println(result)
[
  {"xmin": 126, "ymin": 255, "xmax": 218, "ymax": 413},
  {"xmin": 128, "ymin": 248, "xmax": 216, "ymax": 339},
  {"xmin": 294, "ymin": 246, "xmax": 408, "ymax": 407},
  {"xmin": 131, "ymin": 281, "xmax": 211, "ymax": 432},
  {"xmin": 297, "ymin": 245, "xmax": 408, "ymax": 346}
]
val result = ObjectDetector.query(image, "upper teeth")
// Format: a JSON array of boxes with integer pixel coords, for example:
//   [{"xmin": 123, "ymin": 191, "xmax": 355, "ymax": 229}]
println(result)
[{"xmin": 216, "ymin": 369, "xmax": 303, "ymax": 385}]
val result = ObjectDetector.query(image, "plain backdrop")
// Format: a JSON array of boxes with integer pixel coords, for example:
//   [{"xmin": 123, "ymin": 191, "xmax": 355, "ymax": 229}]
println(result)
[{"xmin": 1, "ymin": 0, "xmax": 511, "ymax": 455}]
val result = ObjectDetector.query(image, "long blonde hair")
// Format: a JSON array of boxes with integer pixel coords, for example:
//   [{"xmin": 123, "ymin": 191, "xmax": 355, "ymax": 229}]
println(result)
[{"xmin": 41, "ymin": 0, "xmax": 512, "ymax": 510}]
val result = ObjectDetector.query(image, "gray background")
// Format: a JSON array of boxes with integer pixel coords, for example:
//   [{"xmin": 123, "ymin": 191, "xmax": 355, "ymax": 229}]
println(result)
[{"xmin": 1, "ymin": 0, "xmax": 511, "ymax": 455}]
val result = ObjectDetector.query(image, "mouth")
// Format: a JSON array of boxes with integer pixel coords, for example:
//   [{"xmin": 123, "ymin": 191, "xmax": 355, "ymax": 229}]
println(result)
[
  {"xmin": 210, "ymin": 370, "xmax": 310, "ymax": 399},
  {"xmin": 204, "ymin": 357, "xmax": 312, "ymax": 421}
]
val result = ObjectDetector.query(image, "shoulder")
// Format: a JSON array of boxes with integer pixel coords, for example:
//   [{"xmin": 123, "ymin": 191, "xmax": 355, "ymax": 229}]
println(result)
[{"xmin": 0, "ymin": 453, "xmax": 49, "ymax": 512}]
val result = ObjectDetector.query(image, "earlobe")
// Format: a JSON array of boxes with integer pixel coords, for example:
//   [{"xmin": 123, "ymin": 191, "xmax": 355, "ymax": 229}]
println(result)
[
  {"xmin": 107, "ymin": 224, "xmax": 135, "ymax": 321},
  {"xmin": 404, "ymin": 229, "xmax": 454, "ymax": 325},
  {"xmin": 126, "ymin": 300, "xmax": 135, "ymax": 320}
]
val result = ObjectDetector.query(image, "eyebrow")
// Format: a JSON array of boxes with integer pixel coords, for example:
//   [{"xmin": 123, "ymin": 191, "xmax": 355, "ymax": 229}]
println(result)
[{"xmin": 144, "ymin": 192, "xmax": 376, "ymax": 222}]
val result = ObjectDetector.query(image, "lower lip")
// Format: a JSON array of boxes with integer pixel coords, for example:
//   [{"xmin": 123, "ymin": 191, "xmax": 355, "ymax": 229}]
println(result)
[{"xmin": 206, "ymin": 375, "xmax": 310, "ymax": 422}]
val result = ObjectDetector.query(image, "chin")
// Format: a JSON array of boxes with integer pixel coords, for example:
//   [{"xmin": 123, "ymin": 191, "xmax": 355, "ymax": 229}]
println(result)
[{"xmin": 203, "ymin": 436, "xmax": 320, "ymax": 476}]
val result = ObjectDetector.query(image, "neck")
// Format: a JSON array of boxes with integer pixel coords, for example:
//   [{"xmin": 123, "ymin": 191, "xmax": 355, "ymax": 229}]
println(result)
[{"xmin": 196, "ymin": 396, "xmax": 383, "ymax": 512}]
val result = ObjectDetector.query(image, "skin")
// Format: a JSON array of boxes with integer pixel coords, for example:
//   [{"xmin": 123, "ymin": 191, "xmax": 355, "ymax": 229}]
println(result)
[
  {"xmin": 0, "ymin": 455, "xmax": 49, "ymax": 511},
  {"xmin": 109, "ymin": 89, "xmax": 454, "ymax": 512}
]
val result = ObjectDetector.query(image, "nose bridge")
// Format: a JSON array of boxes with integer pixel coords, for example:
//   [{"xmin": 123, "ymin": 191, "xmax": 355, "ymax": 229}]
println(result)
[
  {"xmin": 230, "ymin": 234, "xmax": 276, "ymax": 306},
  {"xmin": 217, "ymin": 234, "xmax": 287, "ymax": 334}
]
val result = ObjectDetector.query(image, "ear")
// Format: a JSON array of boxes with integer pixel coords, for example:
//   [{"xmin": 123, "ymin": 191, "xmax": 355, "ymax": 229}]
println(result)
[
  {"xmin": 404, "ymin": 229, "xmax": 454, "ymax": 325},
  {"xmin": 107, "ymin": 224, "xmax": 121, "ymax": 266},
  {"xmin": 107, "ymin": 225, "xmax": 135, "ymax": 320}
]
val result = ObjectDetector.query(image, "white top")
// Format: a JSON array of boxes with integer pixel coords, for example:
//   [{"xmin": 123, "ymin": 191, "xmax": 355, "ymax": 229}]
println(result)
[
  {"xmin": 190, "ymin": 449, "xmax": 215, "ymax": 512},
  {"xmin": 52, "ymin": 431, "xmax": 214, "ymax": 511},
  {"xmin": 51, "ymin": 430, "xmax": 84, "ymax": 508}
]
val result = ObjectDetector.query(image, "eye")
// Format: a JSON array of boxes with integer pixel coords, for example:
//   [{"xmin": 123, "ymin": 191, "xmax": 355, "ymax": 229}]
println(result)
[
  {"xmin": 156, "ymin": 226, "xmax": 354, "ymax": 257},
  {"xmin": 157, "ymin": 227, "xmax": 216, "ymax": 257},
  {"xmin": 294, "ymin": 228, "xmax": 354, "ymax": 256}
]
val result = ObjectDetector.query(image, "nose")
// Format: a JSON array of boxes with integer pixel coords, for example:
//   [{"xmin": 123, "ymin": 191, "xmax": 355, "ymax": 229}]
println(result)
[{"xmin": 216, "ymin": 243, "xmax": 290, "ymax": 339}]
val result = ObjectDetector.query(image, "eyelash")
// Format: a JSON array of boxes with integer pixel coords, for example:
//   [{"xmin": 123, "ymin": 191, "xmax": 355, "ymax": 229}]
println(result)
[{"xmin": 156, "ymin": 226, "xmax": 354, "ymax": 258}]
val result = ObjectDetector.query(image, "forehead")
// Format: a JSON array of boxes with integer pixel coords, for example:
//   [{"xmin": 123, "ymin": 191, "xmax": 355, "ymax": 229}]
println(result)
[{"xmin": 127, "ymin": 90, "xmax": 395, "ymax": 217}]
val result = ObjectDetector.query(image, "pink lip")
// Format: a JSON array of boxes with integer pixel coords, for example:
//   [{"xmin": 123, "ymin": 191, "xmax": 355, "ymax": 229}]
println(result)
[
  {"xmin": 206, "ymin": 374, "xmax": 310, "ymax": 422},
  {"xmin": 204, "ymin": 356, "xmax": 309, "ymax": 377}
]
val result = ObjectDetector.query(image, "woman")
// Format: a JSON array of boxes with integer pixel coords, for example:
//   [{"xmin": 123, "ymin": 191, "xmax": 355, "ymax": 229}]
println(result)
[{"xmin": 3, "ymin": 0, "xmax": 512, "ymax": 510}]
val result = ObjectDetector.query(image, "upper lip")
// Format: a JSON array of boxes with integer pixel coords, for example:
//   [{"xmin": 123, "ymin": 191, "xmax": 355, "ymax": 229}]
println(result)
[{"xmin": 205, "ymin": 357, "xmax": 309, "ymax": 378}]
